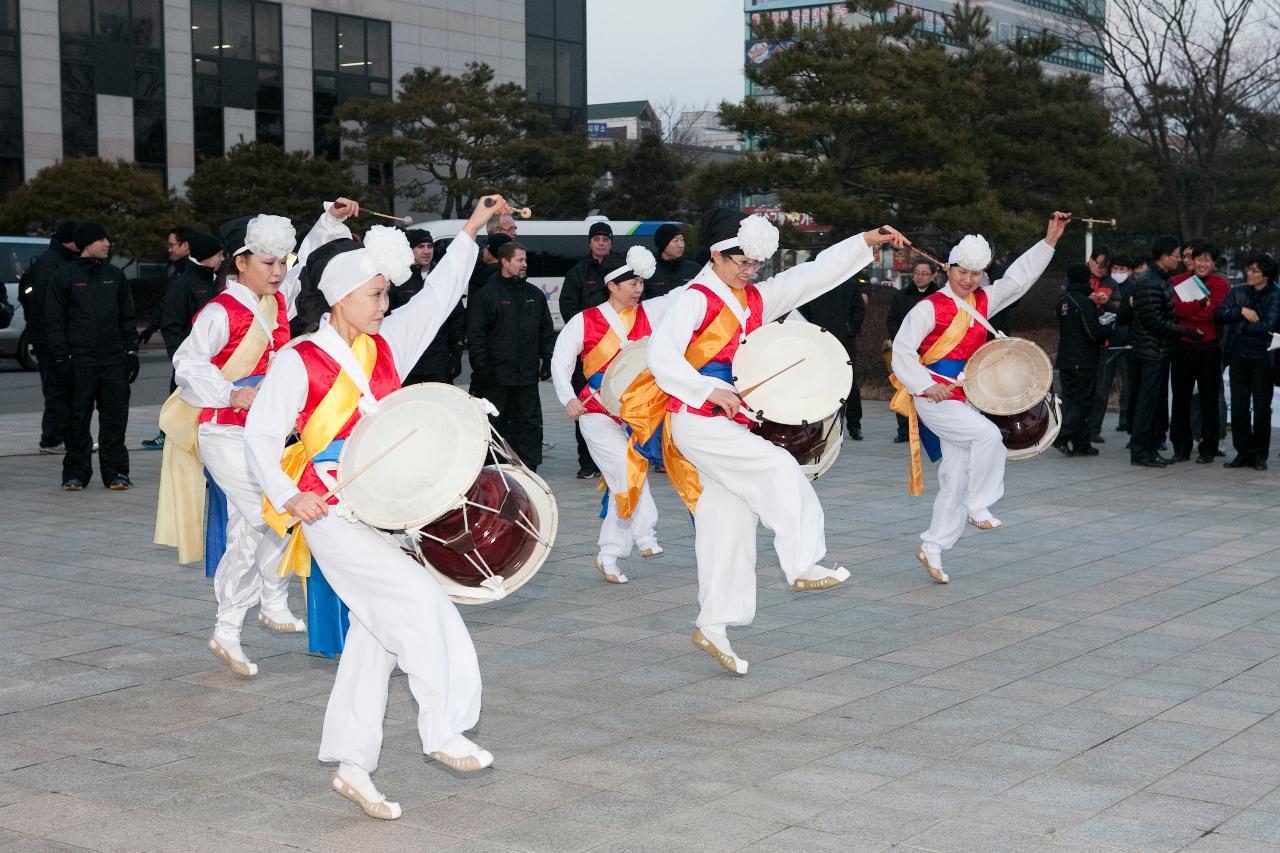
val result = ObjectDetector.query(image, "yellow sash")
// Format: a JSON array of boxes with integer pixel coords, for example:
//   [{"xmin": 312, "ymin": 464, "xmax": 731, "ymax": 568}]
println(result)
[
  {"xmin": 619, "ymin": 290, "xmax": 748, "ymax": 516},
  {"xmin": 888, "ymin": 293, "xmax": 974, "ymax": 496},
  {"xmin": 153, "ymin": 295, "xmax": 275, "ymax": 563},
  {"xmin": 582, "ymin": 305, "xmax": 637, "ymax": 379},
  {"xmin": 263, "ymin": 334, "xmax": 379, "ymax": 578}
]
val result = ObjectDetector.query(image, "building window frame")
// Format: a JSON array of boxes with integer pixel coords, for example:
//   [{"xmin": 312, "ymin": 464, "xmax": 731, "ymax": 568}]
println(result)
[
  {"xmin": 190, "ymin": 0, "xmax": 284, "ymax": 160},
  {"xmin": 310, "ymin": 10, "xmax": 392, "ymax": 160}
]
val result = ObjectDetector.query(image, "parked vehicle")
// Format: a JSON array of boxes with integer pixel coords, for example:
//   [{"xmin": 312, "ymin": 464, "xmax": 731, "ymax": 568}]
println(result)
[{"xmin": 0, "ymin": 237, "xmax": 50, "ymax": 370}]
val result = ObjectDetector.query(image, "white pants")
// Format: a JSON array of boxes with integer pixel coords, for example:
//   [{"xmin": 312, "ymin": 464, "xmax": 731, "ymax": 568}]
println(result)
[
  {"xmin": 302, "ymin": 513, "xmax": 482, "ymax": 772},
  {"xmin": 199, "ymin": 424, "xmax": 290, "ymax": 635},
  {"xmin": 579, "ymin": 413, "xmax": 659, "ymax": 566},
  {"xmin": 671, "ymin": 410, "xmax": 825, "ymax": 629},
  {"xmin": 914, "ymin": 399, "xmax": 1005, "ymax": 552}
]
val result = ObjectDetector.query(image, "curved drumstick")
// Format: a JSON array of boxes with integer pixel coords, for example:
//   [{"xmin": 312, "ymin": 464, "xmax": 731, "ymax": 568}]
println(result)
[
  {"xmin": 286, "ymin": 428, "xmax": 418, "ymax": 528},
  {"xmin": 740, "ymin": 358, "xmax": 805, "ymax": 399},
  {"xmin": 365, "ymin": 209, "xmax": 413, "ymax": 225},
  {"xmin": 481, "ymin": 197, "xmax": 532, "ymax": 219}
]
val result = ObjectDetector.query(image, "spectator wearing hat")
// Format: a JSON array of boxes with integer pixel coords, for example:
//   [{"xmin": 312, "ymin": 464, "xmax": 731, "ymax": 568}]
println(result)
[
  {"xmin": 160, "ymin": 231, "xmax": 224, "ymax": 361},
  {"xmin": 1215, "ymin": 253, "xmax": 1280, "ymax": 471},
  {"xmin": 391, "ymin": 229, "xmax": 466, "ymax": 384},
  {"xmin": 468, "ymin": 232, "xmax": 511, "ymax": 302},
  {"xmin": 559, "ymin": 221, "xmax": 621, "ymax": 478},
  {"xmin": 44, "ymin": 221, "xmax": 137, "ymax": 491},
  {"xmin": 19, "ymin": 220, "xmax": 79, "ymax": 453},
  {"xmin": 1055, "ymin": 262, "xmax": 1110, "ymax": 457},
  {"xmin": 645, "ymin": 223, "xmax": 700, "ymax": 300}
]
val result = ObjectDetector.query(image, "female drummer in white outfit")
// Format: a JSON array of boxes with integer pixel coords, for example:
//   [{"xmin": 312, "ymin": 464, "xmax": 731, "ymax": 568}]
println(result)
[
  {"xmin": 646, "ymin": 208, "xmax": 907, "ymax": 675},
  {"xmin": 245, "ymin": 196, "xmax": 513, "ymax": 820},
  {"xmin": 172, "ymin": 202, "xmax": 356, "ymax": 677},
  {"xmin": 550, "ymin": 246, "xmax": 678, "ymax": 584}
]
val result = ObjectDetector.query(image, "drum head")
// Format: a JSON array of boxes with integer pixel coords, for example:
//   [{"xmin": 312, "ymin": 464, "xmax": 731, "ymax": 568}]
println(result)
[
  {"xmin": 732, "ymin": 321, "xmax": 851, "ymax": 425},
  {"xmin": 599, "ymin": 339, "xmax": 649, "ymax": 416},
  {"xmin": 338, "ymin": 383, "xmax": 489, "ymax": 530},
  {"xmin": 963, "ymin": 338, "xmax": 1054, "ymax": 416}
]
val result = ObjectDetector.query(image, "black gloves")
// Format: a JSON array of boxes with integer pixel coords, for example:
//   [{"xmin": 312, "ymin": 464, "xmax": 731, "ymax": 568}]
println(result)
[
  {"xmin": 136, "ymin": 327, "xmax": 155, "ymax": 347},
  {"xmin": 125, "ymin": 351, "xmax": 140, "ymax": 383},
  {"xmin": 539, "ymin": 362, "xmax": 552, "ymax": 382},
  {"xmin": 1182, "ymin": 327, "xmax": 1205, "ymax": 342},
  {"xmin": 449, "ymin": 356, "xmax": 463, "ymax": 380}
]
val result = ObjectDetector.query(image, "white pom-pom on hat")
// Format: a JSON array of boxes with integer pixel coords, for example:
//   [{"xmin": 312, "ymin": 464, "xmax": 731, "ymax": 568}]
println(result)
[
  {"xmin": 362, "ymin": 225, "xmax": 414, "ymax": 285},
  {"xmin": 737, "ymin": 214, "xmax": 779, "ymax": 262},
  {"xmin": 625, "ymin": 245, "xmax": 657, "ymax": 280},
  {"xmin": 241, "ymin": 214, "xmax": 296, "ymax": 260},
  {"xmin": 948, "ymin": 234, "xmax": 992, "ymax": 271}
]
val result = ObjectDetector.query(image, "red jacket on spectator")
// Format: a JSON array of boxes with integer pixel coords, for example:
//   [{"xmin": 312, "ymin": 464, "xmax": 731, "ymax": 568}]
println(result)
[{"xmin": 1171, "ymin": 271, "xmax": 1230, "ymax": 343}]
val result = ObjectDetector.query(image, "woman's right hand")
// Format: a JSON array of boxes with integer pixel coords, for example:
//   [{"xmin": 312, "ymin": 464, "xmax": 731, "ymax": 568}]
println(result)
[
  {"xmin": 284, "ymin": 492, "xmax": 329, "ymax": 524},
  {"xmin": 566, "ymin": 399, "xmax": 586, "ymax": 420},
  {"xmin": 707, "ymin": 388, "xmax": 743, "ymax": 419}
]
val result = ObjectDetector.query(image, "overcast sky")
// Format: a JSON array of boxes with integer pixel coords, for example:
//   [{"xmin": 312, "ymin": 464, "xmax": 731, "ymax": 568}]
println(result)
[{"xmin": 586, "ymin": 0, "xmax": 745, "ymax": 111}]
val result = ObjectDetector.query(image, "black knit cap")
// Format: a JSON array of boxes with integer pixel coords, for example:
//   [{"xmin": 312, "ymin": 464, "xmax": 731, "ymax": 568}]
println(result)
[
  {"xmin": 219, "ymin": 215, "xmax": 254, "ymax": 256},
  {"xmin": 654, "ymin": 223, "xmax": 682, "ymax": 253},
  {"xmin": 54, "ymin": 220, "xmax": 78, "ymax": 244},
  {"xmin": 701, "ymin": 207, "xmax": 748, "ymax": 256},
  {"xmin": 485, "ymin": 233, "xmax": 513, "ymax": 256},
  {"xmin": 588, "ymin": 221, "xmax": 613, "ymax": 239},
  {"xmin": 405, "ymin": 228, "xmax": 433, "ymax": 247},
  {"xmin": 73, "ymin": 221, "xmax": 109, "ymax": 251},
  {"xmin": 186, "ymin": 232, "xmax": 223, "ymax": 263},
  {"xmin": 1065, "ymin": 262, "xmax": 1091, "ymax": 288}
]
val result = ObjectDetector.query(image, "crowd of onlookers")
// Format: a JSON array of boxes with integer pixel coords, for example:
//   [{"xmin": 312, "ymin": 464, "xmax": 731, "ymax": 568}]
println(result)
[{"xmin": 1053, "ymin": 238, "xmax": 1279, "ymax": 470}]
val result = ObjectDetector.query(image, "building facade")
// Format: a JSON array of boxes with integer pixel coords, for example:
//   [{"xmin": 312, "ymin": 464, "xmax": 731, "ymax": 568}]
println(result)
[
  {"xmin": 743, "ymin": 0, "xmax": 1103, "ymax": 96},
  {"xmin": 5, "ymin": 0, "xmax": 585, "ymax": 196}
]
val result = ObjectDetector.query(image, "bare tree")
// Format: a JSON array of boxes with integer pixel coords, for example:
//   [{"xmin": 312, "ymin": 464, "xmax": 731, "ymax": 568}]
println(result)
[{"xmin": 1061, "ymin": 0, "xmax": 1280, "ymax": 238}]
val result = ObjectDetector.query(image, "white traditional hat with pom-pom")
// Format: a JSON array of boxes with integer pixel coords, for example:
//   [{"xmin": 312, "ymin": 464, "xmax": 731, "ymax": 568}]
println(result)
[
  {"xmin": 318, "ymin": 225, "xmax": 414, "ymax": 305},
  {"xmin": 947, "ymin": 235, "xmax": 992, "ymax": 271}
]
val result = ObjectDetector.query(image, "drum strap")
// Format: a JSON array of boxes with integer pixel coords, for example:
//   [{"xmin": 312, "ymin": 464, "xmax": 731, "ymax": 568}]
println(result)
[{"xmin": 948, "ymin": 288, "xmax": 1004, "ymax": 339}]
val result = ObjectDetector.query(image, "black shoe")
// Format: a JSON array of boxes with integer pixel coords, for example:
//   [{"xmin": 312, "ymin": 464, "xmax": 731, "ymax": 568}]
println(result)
[
  {"xmin": 1116, "ymin": 424, "xmax": 1128, "ymax": 432},
  {"xmin": 1195, "ymin": 454, "xmax": 1213, "ymax": 464},
  {"xmin": 107, "ymin": 476, "xmax": 132, "ymax": 491},
  {"xmin": 61, "ymin": 479, "xmax": 85, "ymax": 491},
  {"xmin": 1155, "ymin": 454, "xmax": 1175, "ymax": 464},
  {"xmin": 1131, "ymin": 457, "xmax": 1167, "ymax": 468},
  {"xmin": 848, "ymin": 428, "xmax": 863, "ymax": 441},
  {"xmin": 1090, "ymin": 434, "xmax": 1105, "ymax": 444},
  {"xmin": 1224, "ymin": 457, "xmax": 1253, "ymax": 469},
  {"xmin": 1075, "ymin": 446, "xmax": 1100, "ymax": 456},
  {"xmin": 1172, "ymin": 453, "xmax": 1191, "ymax": 462},
  {"xmin": 576, "ymin": 467, "xmax": 599, "ymax": 479},
  {"xmin": 1254, "ymin": 461, "xmax": 1268, "ymax": 471},
  {"xmin": 1055, "ymin": 441, "xmax": 1072, "ymax": 457},
  {"xmin": 894, "ymin": 434, "xmax": 908, "ymax": 444},
  {"xmin": 1214, "ymin": 449, "xmax": 1225, "ymax": 458}
]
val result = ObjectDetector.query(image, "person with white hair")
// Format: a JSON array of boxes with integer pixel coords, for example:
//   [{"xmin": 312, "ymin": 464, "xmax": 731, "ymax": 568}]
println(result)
[
  {"xmin": 890, "ymin": 212, "xmax": 1071, "ymax": 584},
  {"xmin": 645, "ymin": 207, "xmax": 907, "ymax": 675},
  {"xmin": 549, "ymin": 245, "xmax": 681, "ymax": 585},
  {"xmin": 243, "ymin": 195, "xmax": 513, "ymax": 821},
  {"xmin": 158, "ymin": 200, "xmax": 357, "ymax": 678}
]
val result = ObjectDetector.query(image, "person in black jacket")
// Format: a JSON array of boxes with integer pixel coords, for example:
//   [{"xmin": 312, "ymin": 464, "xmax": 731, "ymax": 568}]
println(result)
[
  {"xmin": 467, "ymin": 241, "xmax": 556, "ymax": 471},
  {"xmin": 558, "ymin": 221, "xmax": 620, "ymax": 477},
  {"xmin": 1215, "ymin": 253, "xmax": 1280, "ymax": 470},
  {"xmin": 44, "ymin": 222, "xmax": 138, "ymax": 490},
  {"xmin": 19, "ymin": 220, "xmax": 78, "ymax": 452},
  {"xmin": 644, "ymin": 223, "xmax": 699, "ymax": 300},
  {"xmin": 1129, "ymin": 236, "xmax": 1202, "ymax": 467},
  {"xmin": 1055, "ymin": 263, "xmax": 1110, "ymax": 456},
  {"xmin": 393, "ymin": 229, "xmax": 466, "ymax": 384},
  {"xmin": 159, "ymin": 231, "xmax": 223, "ymax": 358},
  {"xmin": 799, "ymin": 272, "xmax": 866, "ymax": 439},
  {"xmin": 886, "ymin": 260, "xmax": 940, "ymax": 441}
]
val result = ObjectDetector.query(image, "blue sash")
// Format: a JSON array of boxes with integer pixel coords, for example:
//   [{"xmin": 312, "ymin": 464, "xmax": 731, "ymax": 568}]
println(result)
[
  {"xmin": 305, "ymin": 439, "xmax": 352, "ymax": 659},
  {"xmin": 201, "ymin": 374, "xmax": 265, "ymax": 579},
  {"xmin": 699, "ymin": 361, "xmax": 733, "ymax": 384},
  {"xmin": 919, "ymin": 358, "xmax": 965, "ymax": 463}
]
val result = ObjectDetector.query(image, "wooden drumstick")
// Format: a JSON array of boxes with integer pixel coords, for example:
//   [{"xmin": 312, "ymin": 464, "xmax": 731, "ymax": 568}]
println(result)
[
  {"xmin": 1078, "ymin": 217, "xmax": 1116, "ymax": 226},
  {"xmin": 740, "ymin": 358, "xmax": 805, "ymax": 399},
  {"xmin": 481, "ymin": 197, "xmax": 533, "ymax": 219},
  {"xmin": 910, "ymin": 246, "xmax": 949, "ymax": 269},
  {"xmin": 286, "ymin": 428, "xmax": 418, "ymax": 528},
  {"xmin": 941, "ymin": 371, "xmax": 966, "ymax": 393},
  {"xmin": 364, "ymin": 209, "xmax": 413, "ymax": 225}
]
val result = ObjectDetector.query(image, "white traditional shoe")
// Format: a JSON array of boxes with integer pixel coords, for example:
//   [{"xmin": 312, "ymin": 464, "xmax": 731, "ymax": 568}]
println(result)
[
  {"xmin": 692, "ymin": 628, "xmax": 748, "ymax": 675},
  {"xmin": 430, "ymin": 734, "xmax": 494, "ymax": 773},
  {"xmin": 258, "ymin": 610, "xmax": 307, "ymax": 634},
  {"xmin": 915, "ymin": 548, "xmax": 949, "ymax": 584},
  {"xmin": 594, "ymin": 558, "xmax": 628, "ymax": 584},
  {"xmin": 792, "ymin": 565, "xmax": 851, "ymax": 592},
  {"xmin": 332, "ymin": 772, "xmax": 401, "ymax": 820},
  {"xmin": 639, "ymin": 544, "xmax": 664, "ymax": 558},
  {"xmin": 966, "ymin": 514, "xmax": 1003, "ymax": 530},
  {"xmin": 207, "ymin": 635, "xmax": 258, "ymax": 677}
]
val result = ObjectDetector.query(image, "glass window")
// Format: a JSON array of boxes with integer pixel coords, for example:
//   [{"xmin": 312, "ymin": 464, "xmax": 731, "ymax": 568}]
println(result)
[
  {"xmin": 0, "ymin": 87, "xmax": 20, "ymax": 155},
  {"xmin": 366, "ymin": 19, "xmax": 389, "ymax": 79},
  {"xmin": 191, "ymin": 0, "xmax": 220, "ymax": 55},
  {"xmin": 62, "ymin": 93, "xmax": 97, "ymax": 157},
  {"xmin": 221, "ymin": 0, "xmax": 251, "ymax": 60},
  {"xmin": 193, "ymin": 73, "xmax": 219, "ymax": 101},
  {"xmin": 60, "ymin": 0, "xmax": 92, "ymax": 37},
  {"xmin": 561, "ymin": 41, "xmax": 583, "ymax": 107},
  {"xmin": 554, "ymin": 0, "xmax": 584, "ymax": 42},
  {"xmin": 337, "ymin": 16, "xmax": 364, "ymax": 72},
  {"xmin": 134, "ymin": 99, "xmax": 165, "ymax": 164},
  {"xmin": 0, "ymin": 0, "xmax": 15, "ymax": 32},
  {"xmin": 133, "ymin": 68, "xmax": 162, "ymax": 100},
  {"xmin": 525, "ymin": 0, "xmax": 553, "ymax": 38},
  {"xmin": 61, "ymin": 60, "xmax": 94, "ymax": 93},
  {"xmin": 254, "ymin": 2, "xmax": 279, "ymax": 64},
  {"xmin": 369, "ymin": 79, "xmax": 389, "ymax": 97},
  {"xmin": 131, "ymin": 0, "xmax": 160, "ymax": 46},
  {"xmin": 525, "ymin": 35, "xmax": 554, "ymax": 105},
  {"xmin": 256, "ymin": 110, "xmax": 282, "ymax": 146},
  {"xmin": 312, "ymin": 11, "xmax": 335, "ymax": 72},
  {"xmin": 96, "ymin": 0, "xmax": 129, "ymax": 41},
  {"xmin": 193, "ymin": 103, "xmax": 222, "ymax": 158},
  {"xmin": 193, "ymin": 57, "xmax": 219, "ymax": 77}
]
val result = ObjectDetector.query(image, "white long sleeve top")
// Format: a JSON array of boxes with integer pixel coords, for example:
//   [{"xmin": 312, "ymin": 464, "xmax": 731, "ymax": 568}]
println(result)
[
  {"xmin": 243, "ymin": 231, "xmax": 479, "ymax": 513},
  {"xmin": 646, "ymin": 233, "xmax": 874, "ymax": 409},
  {"xmin": 890, "ymin": 240, "xmax": 1055, "ymax": 396}
]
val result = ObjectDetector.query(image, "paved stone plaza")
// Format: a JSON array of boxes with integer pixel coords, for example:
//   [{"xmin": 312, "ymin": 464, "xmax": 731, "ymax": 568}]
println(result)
[{"xmin": 1, "ymin": 392, "xmax": 1279, "ymax": 853}]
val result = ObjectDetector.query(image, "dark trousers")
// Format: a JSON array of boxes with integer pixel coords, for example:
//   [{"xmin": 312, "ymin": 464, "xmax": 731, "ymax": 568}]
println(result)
[
  {"xmin": 478, "ymin": 383, "xmax": 543, "ymax": 472},
  {"xmin": 1170, "ymin": 342, "xmax": 1222, "ymax": 458},
  {"xmin": 34, "ymin": 344, "xmax": 70, "ymax": 447},
  {"xmin": 1058, "ymin": 363, "xmax": 1097, "ymax": 450},
  {"xmin": 570, "ymin": 366, "xmax": 594, "ymax": 470},
  {"xmin": 1229, "ymin": 355, "xmax": 1273, "ymax": 463},
  {"xmin": 1129, "ymin": 357, "xmax": 1170, "ymax": 462},
  {"xmin": 842, "ymin": 346, "xmax": 862, "ymax": 430},
  {"xmin": 64, "ymin": 357, "xmax": 130, "ymax": 485},
  {"xmin": 1088, "ymin": 347, "xmax": 1129, "ymax": 434},
  {"xmin": 405, "ymin": 370, "xmax": 453, "ymax": 385}
]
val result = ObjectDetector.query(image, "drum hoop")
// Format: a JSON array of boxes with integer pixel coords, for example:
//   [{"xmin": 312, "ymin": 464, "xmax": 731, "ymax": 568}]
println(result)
[{"xmin": 600, "ymin": 339, "xmax": 649, "ymax": 417}]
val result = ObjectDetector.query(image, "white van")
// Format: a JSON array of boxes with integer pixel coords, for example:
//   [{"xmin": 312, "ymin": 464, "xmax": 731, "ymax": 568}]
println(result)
[
  {"xmin": 0, "ymin": 236, "xmax": 51, "ymax": 370},
  {"xmin": 426, "ymin": 216, "xmax": 684, "ymax": 326}
]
